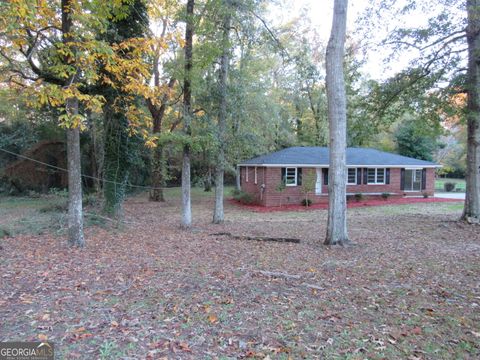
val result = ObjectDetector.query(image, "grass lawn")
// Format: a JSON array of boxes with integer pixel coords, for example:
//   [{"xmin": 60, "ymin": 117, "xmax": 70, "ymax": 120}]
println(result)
[
  {"xmin": 435, "ymin": 178, "xmax": 466, "ymax": 193},
  {"xmin": 0, "ymin": 189, "xmax": 479, "ymax": 359}
]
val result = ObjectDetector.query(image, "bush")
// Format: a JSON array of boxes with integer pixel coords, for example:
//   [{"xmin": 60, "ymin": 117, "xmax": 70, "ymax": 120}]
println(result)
[
  {"xmin": 422, "ymin": 192, "xmax": 429, "ymax": 198},
  {"xmin": 49, "ymin": 187, "xmax": 68, "ymax": 197},
  {"xmin": 232, "ymin": 190, "xmax": 255, "ymax": 205},
  {"xmin": 39, "ymin": 202, "xmax": 67, "ymax": 213},
  {"xmin": 354, "ymin": 193, "xmax": 364, "ymax": 202},
  {"xmin": 83, "ymin": 193, "xmax": 100, "ymax": 207},
  {"xmin": 230, "ymin": 188, "xmax": 242, "ymax": 197},
  {"xmin": 444, "ymin": 182, "xmax": 456, "ymax": 192},
  {"xmin": 0, "ymin": 227, "xmax": 11, "ymax": 239},
  {"xmin": 301, "ymin": 199, "xmax": 312, "ymax": 207},
  {"xmin": 381, "ymin": 192, "xmax": 390, "ymax": 200}
]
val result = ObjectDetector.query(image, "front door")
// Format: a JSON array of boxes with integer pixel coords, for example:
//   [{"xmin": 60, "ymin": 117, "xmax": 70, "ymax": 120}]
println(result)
[{"xmin": 404, "ymin": 169, "xmax": 422, "ymax": 191}]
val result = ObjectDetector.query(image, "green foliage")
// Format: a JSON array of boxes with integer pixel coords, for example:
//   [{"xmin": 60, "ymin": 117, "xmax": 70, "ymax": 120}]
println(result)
[
  {"xmin": 230, "ymin": 188, "xmax": 242, "ymax": 197},
  {"xmin": 444, "ymin": 182, "xmax": 456, "ymax": 192},
  {"xmin": 0, "ymin": 227, "xmax": 11, "ymax": 239},
  {"xmin": 301, "ymin": 198, "xmax": 312, "ymax": 207},
  {"xmin": 0, "ymin": 90, "xmax": 63, "ymax": 171},
  {"xmin": 232, "ymin": 190, "xmax": 255, "ymax": 204},
  {"xmin": 99, "ymin": 0, "xmax": 148, "ymax": 216},
  {"xmin": 0, "ymin": 120, "xmax": 36, "ymax": 169},
  {"xmin": 435, "ymin": 123, "xmax": 467, "ymax": 178},
  {"xmin": 395, "ymin": 118, "xmax": 440, "ymax": 161},
  {"xmin": 48, "ymin": 188, "xmax": 68, "ymax": 197},
  {"xmin": 102, "ymin": 111, "xmax": 138, "ymax": 216},
  {"xmin": 356, "ymin": 0, "xmax": 466, "ymax": 161},
  {"xmin": 381, "ymin": 192, "xmax": 391, "ymax": 200},
  {"xmin": 39, "ymin": 202, "xmax": 67, "ymax": 213},
  {"xmin": 276, "ymin": 181, "xmax": 286, "ymax": 193},
  {"xmin": 83, "ymin": 192, "xmax": 100, "ymax": 207},
  {"xmin": 300, "ymin": 170, "xmax": 316, "ymax": 205},
  {"xmin": 354, "ymin": 193, "xmax": 364, "ymax": 202}
]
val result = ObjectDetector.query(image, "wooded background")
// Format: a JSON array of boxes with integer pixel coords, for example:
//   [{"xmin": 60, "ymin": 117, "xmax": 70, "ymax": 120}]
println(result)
[{"xmin": 0, "ymin": 0, "xmax": 477, "ymax": 245}]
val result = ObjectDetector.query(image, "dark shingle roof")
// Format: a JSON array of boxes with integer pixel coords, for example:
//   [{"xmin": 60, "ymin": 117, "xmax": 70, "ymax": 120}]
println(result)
[{"xmin": 239, "ymin": 147, "xmax": 440, "ymax": 167}]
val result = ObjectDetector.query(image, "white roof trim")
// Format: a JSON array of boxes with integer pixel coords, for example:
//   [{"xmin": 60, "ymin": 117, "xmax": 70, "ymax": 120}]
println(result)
[{"xmin": 238, "ymin": 164, "xmax": 442, "ymax": 168}]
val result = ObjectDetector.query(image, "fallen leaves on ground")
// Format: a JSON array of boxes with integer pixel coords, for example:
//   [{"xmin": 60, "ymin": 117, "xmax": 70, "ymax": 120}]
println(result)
[{"xmin": 0, "ymin": 194, "xmax": 479, "ymax": 359}]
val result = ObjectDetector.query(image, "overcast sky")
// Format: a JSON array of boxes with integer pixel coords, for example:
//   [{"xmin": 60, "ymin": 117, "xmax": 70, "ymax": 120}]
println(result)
[{"xmin": 267, "ymin": 0, "xmax": 435, "ymax": 80}]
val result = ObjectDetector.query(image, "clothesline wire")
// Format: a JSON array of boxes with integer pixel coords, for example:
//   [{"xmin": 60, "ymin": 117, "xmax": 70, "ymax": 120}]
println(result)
[{"xmin": 0, "ymin": 147, "xmax": 166, "ymax": 191}]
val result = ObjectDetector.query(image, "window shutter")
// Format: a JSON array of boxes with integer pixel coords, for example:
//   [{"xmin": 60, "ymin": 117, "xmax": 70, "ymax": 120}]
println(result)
[
  {"xmin": 386, "ymin": 168, "xmax": 391, "ymax": 184},
  {"xmin": 281, "ymin": 167, "xmax": 286, "ymax": 184},
  {"xmin": 422, "ymin": 168, "xmax": 427, "ymax": 190},
  {"xmin": 363, "ymin": 168, "xmax": 368, "ymax": 184},
  {"xmin": 297, "ymin": 168, "xmax": 302, "ymax": 185},
  {"xmin": 356, "ymin": 168, "xmax": 362, "ymax": 185},
  {"xmin": 323, "ymin": 168, "xmax": 329, "ymax": 185},
  {"xmin": 400, "ymin": 168, "xmax": 405, "ymax": 190}
]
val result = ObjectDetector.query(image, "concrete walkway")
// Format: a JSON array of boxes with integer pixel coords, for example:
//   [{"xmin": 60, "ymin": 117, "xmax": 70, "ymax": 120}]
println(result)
[{"xmin": 434, "ymin": 192, "xmax": 466, "ymax": 200}]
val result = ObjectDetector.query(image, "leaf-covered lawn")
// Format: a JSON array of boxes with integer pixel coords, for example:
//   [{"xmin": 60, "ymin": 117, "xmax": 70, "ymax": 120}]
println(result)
[{"xmin": 1, "ymin": 191, "xmax": 479, "ymax": 359}]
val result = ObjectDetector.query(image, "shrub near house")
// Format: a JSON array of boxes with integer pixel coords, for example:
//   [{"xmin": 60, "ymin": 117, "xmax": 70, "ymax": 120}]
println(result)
[{"xmin": 238, "ymin": 147, "xmax": 441, "ymax": 207}]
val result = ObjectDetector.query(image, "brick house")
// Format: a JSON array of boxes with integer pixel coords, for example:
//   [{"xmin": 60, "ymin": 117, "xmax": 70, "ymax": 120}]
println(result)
[{"xmin": 237, "ymin": 147, "xmax": 441, "ymax": 207}]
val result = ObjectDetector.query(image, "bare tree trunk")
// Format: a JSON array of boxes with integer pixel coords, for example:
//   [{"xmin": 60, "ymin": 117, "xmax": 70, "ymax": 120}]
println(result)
[
  {"xmin": 181, "ymin": 147, "xmax": 192, "ymax": 227},
  {"xmin": 150, "ymin": 145, "xmax": 166, "ymax": 201},
  {"xmin": 325, "ymin": 0, "xmax": 350, "ymax": 245},
  {"xmin": 462, "ymin": 0, "xmax": 480, "ymax": 223},
  {"xmin": 204, "ymin": 166, "xmax": 213, "ymax": 192},
  {"xmin": 181, "ymin": 0, "xmax": 194, "ymax": 229},
  {"xmin": 213, "ymin": 1, "xmax": 231, "ymax": 224},
  {"xmin": 147, "ymin": 58, "xmax": 175, "ymax": 202},
  {"xmin": 62, "ymin": 0, "xmax": 84, "ymax": 247},
  {"xmin": 66, "ymin": 121, "xmax": 84, "ymax": 247},
  {"xmin": 91, "ymin": 114, "xmax": 103, "ymax": 194},
  {"xmin": 235, "ymin": 165, "xmax": 241, "ymax": 191}
]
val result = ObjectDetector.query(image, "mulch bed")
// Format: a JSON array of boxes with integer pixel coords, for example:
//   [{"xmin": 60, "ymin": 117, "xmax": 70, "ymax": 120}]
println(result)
[{"xmin": 230, "ymin": 196, "xmax": 463, "ymax": 213}]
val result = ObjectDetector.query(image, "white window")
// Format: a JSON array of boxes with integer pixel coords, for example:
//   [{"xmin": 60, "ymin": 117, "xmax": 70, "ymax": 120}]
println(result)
[
  {"xmin": 245, "ymin": 166, "xmax": 249, "ymax": 182},
  {"xmin": 347, "ymin": 168, "xmax": 357, "ymax": 185},
  {"xmin": 285, "ymin": 167, "xmax": 297, "ymax": 186},
  {"xmin": 367, "ymin": 168, "xmax": 386, "ymax": 184},
  {"xmin": 254, "ymin": 167, "xmax": 257, "ymax": 184}
]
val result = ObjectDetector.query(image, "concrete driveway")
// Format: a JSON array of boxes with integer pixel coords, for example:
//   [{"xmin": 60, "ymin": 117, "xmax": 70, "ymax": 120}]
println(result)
[{"xmin": 434, "ymin": 192, "xmax": 466, "ymax": 200}]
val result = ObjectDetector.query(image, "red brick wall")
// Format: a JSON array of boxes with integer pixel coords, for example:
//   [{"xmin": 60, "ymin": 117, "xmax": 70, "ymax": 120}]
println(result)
[
  {"xmin": 240, "ymin": 166, "xmax": 436, "ymax": 207},
  {"xmin": 240, "ymin": 166, "xmax": 267, "ymax": 205}
]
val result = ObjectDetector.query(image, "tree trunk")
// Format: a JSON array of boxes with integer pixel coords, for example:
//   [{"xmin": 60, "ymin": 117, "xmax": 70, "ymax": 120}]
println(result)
[
  {"xmin": 90, "ymin": 114, "xmax": 103, "ymax": 194},
  {"xmin": 66, "ymin": 104, "xmax": 85, "ymax": 247},
  {"xmin": 102, "ymin": 104, "xmax": 129, "ymax": 218},
  {"xmin": 204, "ymin": 167, "xmax": 212, "ymax": 192},
  {"xmin": 62, "ymin": 0, "xmax": 84, "ymax": 247},
  {"xmin": 150, "ymin": 144, "xmax": 166, "ymax": 201},
  {"xmin": 324, "ymin": 0, "xmax": 350, "ymax": 245},
  {"xmin": 181, "ymin": 0, "xmax": 194, "ymax": 229},
  {"xmin": 147, "ymin": 68, "xmax": 174, "ymax": 202},
  {"xmin": 213, "ymin": 1, "xmax": 231, "ymax": 224},
  {"xmin": 181, "ymin": 147, "xmax": 192, "ymax": 227},
  {"xmin": 462, "ymin": 0, "xmax": 480, "ymax": 222},
  {"xmin": 235, "ymin": 165, "xmax": 241, "ymax": 191}
]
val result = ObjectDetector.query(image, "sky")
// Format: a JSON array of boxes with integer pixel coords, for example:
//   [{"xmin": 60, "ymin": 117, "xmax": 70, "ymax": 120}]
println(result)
[
  {"xmin": 267, "ymin": 0, "xmax": 437, "ymax": 80},
  {"xmin": 275, "ymin": 0, "xmax": 368, "ymax": 41}
]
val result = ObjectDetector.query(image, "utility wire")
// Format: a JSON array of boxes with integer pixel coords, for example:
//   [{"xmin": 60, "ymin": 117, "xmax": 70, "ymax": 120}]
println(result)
[{"xmin": 0, "ymin": 147, "xmax": 166, "ymax": 191}]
